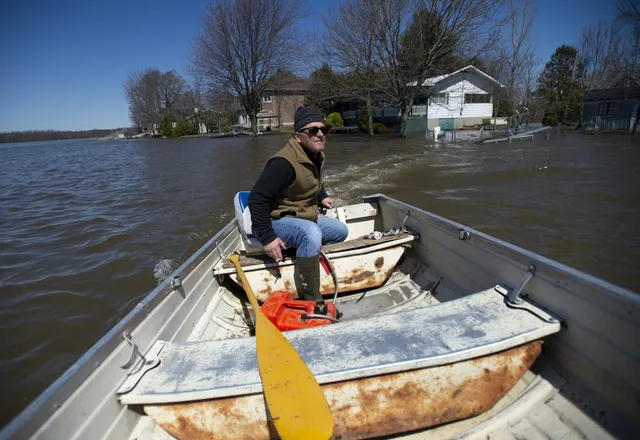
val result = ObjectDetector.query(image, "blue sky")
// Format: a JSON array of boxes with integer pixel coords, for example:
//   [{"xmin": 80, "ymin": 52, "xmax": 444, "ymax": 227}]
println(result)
[{"xmin": 0, "ymin": 0, "xmax": 616, "ymax": 132}]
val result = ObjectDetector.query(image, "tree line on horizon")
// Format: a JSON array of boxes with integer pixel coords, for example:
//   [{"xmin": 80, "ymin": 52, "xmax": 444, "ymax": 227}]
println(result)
[
  {"xmin": 0, "ymin": 128, "xmax": 128, "ymax": 144},
  {"xmin": 122, "ymin": 0, "xmax": 639, "ymax": 138}
]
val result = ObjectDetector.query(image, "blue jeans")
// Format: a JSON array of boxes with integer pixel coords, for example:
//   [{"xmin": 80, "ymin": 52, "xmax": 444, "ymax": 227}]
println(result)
[{"xmin": 272, "ymin": 216, "xmax": 349, "ymax": 257}]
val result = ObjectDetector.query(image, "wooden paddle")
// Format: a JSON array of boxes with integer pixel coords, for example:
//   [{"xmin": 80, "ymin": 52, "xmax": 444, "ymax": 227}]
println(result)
[{"xmin": 228, "ymin": 252, "xmax": 335, "ymax": 440}]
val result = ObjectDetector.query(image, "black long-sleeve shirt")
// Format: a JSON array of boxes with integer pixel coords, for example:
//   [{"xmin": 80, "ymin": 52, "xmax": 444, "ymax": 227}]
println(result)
[{"xmin": 248, "ymin": 157, "xmax": 328, "ymax": 246}]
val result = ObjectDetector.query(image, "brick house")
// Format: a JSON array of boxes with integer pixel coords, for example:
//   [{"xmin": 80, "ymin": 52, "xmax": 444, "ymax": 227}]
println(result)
[{"xmin": 238, "ymin": 71, "xmax": 309, "ymax": 131}]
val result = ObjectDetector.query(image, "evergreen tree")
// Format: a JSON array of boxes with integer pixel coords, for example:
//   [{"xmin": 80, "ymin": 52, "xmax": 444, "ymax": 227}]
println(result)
[
  {"xmin": 537, "ymin": 45, "xmax": 585, "ymax": 124},
  {"xmin": 304, "ymin": 64, "xmax": 339, "ymax": 116},
  {"xmin": 161, "ymin": 114, "xmax": 173, "ymax": 137},
  {"xmin": 174, "ymin": 119, "xmax": 195, "ymax": 137}
]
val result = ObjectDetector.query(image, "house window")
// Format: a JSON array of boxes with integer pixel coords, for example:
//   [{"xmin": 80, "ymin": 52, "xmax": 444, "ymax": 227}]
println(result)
[
  {"xmin": 262, "ymin": 95, "xmax": 272, "ymax": 103},
  {"xmin": 429, "ymin": 93, "xmax": 449, "ymax": 105},
  {"xmin": 464, "ymin": 93, "xmax": 491, "ymax": 104},
  {"xmin": 597, "ymin": 102, "xmax": 617, "ymax": 116}
]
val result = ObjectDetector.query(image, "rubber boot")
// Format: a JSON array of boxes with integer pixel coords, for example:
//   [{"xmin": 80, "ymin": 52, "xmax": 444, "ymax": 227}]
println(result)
[{"xmin": 294, "ymin": 255, "xmax": 323, "ymax": 302}]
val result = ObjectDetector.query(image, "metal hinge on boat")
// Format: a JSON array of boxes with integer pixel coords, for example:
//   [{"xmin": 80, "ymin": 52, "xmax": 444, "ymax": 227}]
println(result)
[
  {"xmin": 505, "ymin": 265, "xmax": 536, "ymax": 305},
  {"xmin": 494, "ymin": 264, "xmax": 560, "ymax": 324},
  {"xmin": 117, "ymin": 333, "xmax": 165, "ymax": 395},
  {"xmin": 496, "ymin": 284, "xmax": 559, "ymax": 324}
]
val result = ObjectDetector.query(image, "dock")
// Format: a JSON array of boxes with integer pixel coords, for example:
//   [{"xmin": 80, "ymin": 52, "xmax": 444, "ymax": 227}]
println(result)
[{"xmin": 481, "ymin": 126, "xmax": 555, "ymax": 144}]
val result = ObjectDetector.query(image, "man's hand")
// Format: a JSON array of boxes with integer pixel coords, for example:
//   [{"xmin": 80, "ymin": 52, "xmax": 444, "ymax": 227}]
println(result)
[
  {"xmin": 263, "ymin": 237, "xmax": 287, "ymax": 262},
  {"xmin": 321, "ymin": 196, "xmax": 335, "ymax": 209}
]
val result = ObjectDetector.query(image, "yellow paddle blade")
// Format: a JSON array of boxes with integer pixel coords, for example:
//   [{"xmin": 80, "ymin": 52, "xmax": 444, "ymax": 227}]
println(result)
[
  {"xmin": 256, "ymin": 312, "xmax": 335, "ymax": 439},
  {"xmin": 228, "ymin": 253, "xmax": 335, "ymax": 439}
]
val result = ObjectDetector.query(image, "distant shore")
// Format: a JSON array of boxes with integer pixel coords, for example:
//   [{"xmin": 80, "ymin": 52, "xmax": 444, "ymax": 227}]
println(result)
[{"xmin": 0, "ymin": 128, "xmax": 127, "ymax": 144}]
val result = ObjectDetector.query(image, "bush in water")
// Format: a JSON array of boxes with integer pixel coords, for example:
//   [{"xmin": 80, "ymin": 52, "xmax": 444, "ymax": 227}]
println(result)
[
  {"xmin": 373, "ymin": 122, "xmax": 391, "ymax": 134},
  {"xmin": 326, "ymin": 112, "xmax": 344, "ymax": 128}
]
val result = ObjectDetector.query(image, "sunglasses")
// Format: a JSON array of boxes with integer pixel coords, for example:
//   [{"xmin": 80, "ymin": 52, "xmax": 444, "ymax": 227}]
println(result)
[{"xmin": 298, "ymin": 126, "xmax": 329, "ymax": 136}]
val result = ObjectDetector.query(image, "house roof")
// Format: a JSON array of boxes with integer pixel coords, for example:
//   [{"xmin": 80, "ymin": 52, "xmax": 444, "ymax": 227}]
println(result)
[
  {"xmin": 583, "ymin": 87, "xmax": 640, "ymax": 102},
  {"xmin": 264, "ymin": 71, "xmax": 309, "ymax": 92},
  {"xmin": 409, "ymin": 65, "xmax": 504, "ymax": 88}
]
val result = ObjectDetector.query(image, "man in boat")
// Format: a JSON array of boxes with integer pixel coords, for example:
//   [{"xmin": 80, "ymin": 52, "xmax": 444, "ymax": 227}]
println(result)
[{"xmin": 248, "ymin": 105, "xmax": 348, "ymax": 301}]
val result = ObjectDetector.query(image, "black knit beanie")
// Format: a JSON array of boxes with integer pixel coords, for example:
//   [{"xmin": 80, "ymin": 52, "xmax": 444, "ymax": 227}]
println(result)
[{"xmin": 294, "ymin": 105, "xmax": 325, "ymax": 132}]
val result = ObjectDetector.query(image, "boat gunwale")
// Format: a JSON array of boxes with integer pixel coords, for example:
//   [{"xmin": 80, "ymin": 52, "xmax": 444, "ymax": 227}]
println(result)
[
  {"xmin": 0, "ymin": 220, "xmax": 239, "ymax": 440},
  {"xmin": 4, "ymin": 193, "xmax": 639, "ymax": 439},
  {"xmin": 366, "ymin": 193, "xmax": 640, "ymax": 309}
]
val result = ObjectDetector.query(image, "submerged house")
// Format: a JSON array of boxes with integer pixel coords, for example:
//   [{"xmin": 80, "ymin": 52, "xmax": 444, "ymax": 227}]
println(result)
[
  {"xmin": 342, "ymin": 65, "xmax": 504, "ymax": 132},
  {"xmin": 411, "ymin": 65, "xmax": 504, "ymax": 130},
  {"xmin": 581, "ymin": 87, "xmax": 640, "ymax": 132}
]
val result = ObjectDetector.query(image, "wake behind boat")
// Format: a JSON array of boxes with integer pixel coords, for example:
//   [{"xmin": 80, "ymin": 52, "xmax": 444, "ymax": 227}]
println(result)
[{"xmin": 1, "ymin": 194, "xmax": 638, "ymax": 439}]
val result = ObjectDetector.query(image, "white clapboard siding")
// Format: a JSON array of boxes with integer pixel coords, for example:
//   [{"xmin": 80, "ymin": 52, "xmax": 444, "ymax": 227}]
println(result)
[
  {"xmin": 460, "ymin": 103, "xmax": 493, "ymax": 118},
  {"xmin": 411, "ymin": 74, "xmax": 496, "ymax": 119}
]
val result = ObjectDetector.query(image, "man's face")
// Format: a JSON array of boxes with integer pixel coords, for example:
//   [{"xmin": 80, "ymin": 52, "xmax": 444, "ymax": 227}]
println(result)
[{"xmin": 294, "ymin": 122, "xmax": 326, "ymax": 153}]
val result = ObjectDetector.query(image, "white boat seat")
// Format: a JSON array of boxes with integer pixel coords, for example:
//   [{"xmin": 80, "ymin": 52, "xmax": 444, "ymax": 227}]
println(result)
[
  {"xmin": 117, "ymin": 286, "xmax": 561, "ymax": 404},
  {"xmin": 233, "ymin": 191, "xmax": 261, "ymax": 249}
]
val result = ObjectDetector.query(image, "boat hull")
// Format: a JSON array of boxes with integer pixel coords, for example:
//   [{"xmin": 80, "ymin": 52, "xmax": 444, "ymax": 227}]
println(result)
[
  {"xmin": 3, "ymin": 193, "xmax": 638, "ymax": 440},
  {"xmin": 144, "ymin": 342, "xmax": 542, "ymax": 440}
]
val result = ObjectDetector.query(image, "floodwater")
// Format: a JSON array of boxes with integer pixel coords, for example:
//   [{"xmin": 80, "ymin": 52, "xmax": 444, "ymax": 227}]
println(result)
[{"xmin": 1, "ymin": 132, "xmax": 639, "ymax": 427}]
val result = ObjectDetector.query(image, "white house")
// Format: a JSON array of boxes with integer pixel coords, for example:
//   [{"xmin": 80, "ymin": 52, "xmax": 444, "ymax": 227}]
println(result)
[
  {"xmin": 343, "ymin": 65, "xmax": 504, "ymax": 131},
  {"xmin": 409, "ymin": 65, "xmax": 504, "ymax": 129}
]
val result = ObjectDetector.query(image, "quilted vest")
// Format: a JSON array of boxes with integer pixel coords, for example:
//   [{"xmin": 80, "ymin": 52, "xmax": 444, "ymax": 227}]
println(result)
[{"xmin": 269, "ymin": 138, "xmax": 324, "ymax": 222}]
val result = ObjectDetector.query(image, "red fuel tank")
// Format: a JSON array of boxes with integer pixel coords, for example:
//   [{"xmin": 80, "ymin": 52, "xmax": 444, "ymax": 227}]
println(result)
[{"xmin": 261, "ymin": 290, "xmax": 338, "ymax": 331}]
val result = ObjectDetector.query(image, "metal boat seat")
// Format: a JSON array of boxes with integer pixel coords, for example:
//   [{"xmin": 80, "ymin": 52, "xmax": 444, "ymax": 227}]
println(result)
[
  {"xmin": 117, "ymin": 285, "xmax": 561, "ymax": 404},
  {"xmin": 233, "ymin": 191, "xmax": 262, "ymax": 249}
]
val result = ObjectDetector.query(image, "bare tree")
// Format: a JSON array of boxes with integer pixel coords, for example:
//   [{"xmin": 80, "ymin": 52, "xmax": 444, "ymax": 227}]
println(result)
[
  {"xmin": 174, "ymin": 74, "xmax": 209, "ymax": 123},
  {"xmin": 618, "ymin": 0, "xmax": 640, "ymax": 25},
  {"xmin": 124, "ymin": 69, "xmax": 162, "ymax": 133},
  {"xmin": 616, "ymin": 0, "xmax": 640, "ymax": 88},
  {"xmin": 188, "ymin": 75, "xmax": 208, "ymax": 114},
  {"xmin": 188, "ymin": 75, "xmax": 209, "ymax": 132},
  {"xmin": 190, "ymin": 0, "xmax": 302, "ymax": 136},
  {"xmin": 578, "ymin": 20, "xmax": 625, "ymax": 90},
  {"xmin": 620, "ymin": 32, "xmax": 640, "ymax": 87},
  {"xmin": 481, "ymin": 52, "xmax": 510, "ymax": 128},
  {"xmin": 324, "ymin": 0, "xmax": 380, "ymax": 135},
  {"xmin": 205, "ymin": 88, "xmax": 239, "ymax": 131},
  {"xmin": 520, "ymin": 51, "xmax": 541, "ymax": 109},
  {"xmin": 504, "ymin": 0, "xmax": 536, "ymax": 111},
  {"xmin": 124, "ymin": 69, "xmax": 189, "ymax": 133},
  {"xmin": 616, "ymin": 0, "xmax": 640, "ymax": 133},
  {"xmin": 357, "ymin": 0, "xmax": 504, "ymax": 137},
  {"xmin": 158, "ymin": 70, "xmax": 187, "ymax": 118}
]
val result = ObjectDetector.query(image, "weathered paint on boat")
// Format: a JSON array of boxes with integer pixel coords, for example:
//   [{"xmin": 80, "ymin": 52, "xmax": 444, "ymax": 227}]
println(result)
[
  {"xmin": 1, "ymin": 193, "xmax": 638, "ymax": 440},
  {"xmin": 144, "ymin": 342, "xmax": 542, "ymax": 440},
  {"xmin": 228, "ymin": 246, "xmax": 405, "ymax": 301}
]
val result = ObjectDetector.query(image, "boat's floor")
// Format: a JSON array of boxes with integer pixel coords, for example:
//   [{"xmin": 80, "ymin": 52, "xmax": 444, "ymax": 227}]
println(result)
[{"xmin": 128, "ymin": 253, "xmax": 615, "ymax": 440}]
